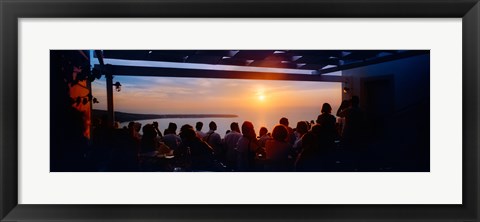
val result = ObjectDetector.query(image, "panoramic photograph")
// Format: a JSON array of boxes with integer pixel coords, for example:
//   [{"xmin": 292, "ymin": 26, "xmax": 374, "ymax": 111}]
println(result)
[{"xmin": 50, "ymin": 50, "xmax": 430, "ymax": 172}]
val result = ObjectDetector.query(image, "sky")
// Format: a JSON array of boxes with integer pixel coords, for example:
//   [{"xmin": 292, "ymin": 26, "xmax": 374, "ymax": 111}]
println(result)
[
  {"xmin": 90, "ymin": 53, "xmax": 342, "ymax": 117},
  {"xmin": 92, "ymin": 76, "xmax": 341, "ymax": 115}
]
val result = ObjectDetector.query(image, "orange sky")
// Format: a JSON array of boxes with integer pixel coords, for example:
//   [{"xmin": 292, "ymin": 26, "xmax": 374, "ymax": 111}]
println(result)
[{"xmin": 91, "ymin": 76, "xmax": 342, "ymax": 116}]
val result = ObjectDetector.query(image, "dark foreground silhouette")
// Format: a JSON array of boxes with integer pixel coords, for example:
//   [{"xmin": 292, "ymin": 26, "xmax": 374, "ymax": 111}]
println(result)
[{"xmin": 51, "ymin": 98, "xmax": 429, "ymax": 172}]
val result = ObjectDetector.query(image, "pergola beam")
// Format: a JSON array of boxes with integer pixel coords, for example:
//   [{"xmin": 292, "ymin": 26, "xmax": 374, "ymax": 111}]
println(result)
[
  {"xmin": 316, "ymin": 50, "xmax": 429, "ymax": 74},
  {"xmin": 95, "ymin": 50, "xmax": 115, "ymax": 126},
  {"xmin": 94, "ymin": 65, "xmax": 347, "ymax": 82}
]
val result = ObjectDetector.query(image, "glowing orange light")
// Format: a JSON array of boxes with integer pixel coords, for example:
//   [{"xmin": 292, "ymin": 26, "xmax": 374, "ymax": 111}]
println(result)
[{"xmin": 258, "ymin": 95, "xmax": 265, "ymax": 101}]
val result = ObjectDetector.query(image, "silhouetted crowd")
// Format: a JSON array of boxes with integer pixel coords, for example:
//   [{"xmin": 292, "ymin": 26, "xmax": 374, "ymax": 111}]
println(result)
[{"xmin": 89, "ymin": 96, "xmax": 369, "ymax": 172}]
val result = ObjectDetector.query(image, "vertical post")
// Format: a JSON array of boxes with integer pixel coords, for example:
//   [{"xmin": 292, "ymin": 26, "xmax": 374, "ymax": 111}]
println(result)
[
  {"xmin": 94, "ymin": 50, "xmax": 114, "ymax": 127},
  {"xmin": 106, "ymin": 73, "xmax": 114, "ymax": 127}
]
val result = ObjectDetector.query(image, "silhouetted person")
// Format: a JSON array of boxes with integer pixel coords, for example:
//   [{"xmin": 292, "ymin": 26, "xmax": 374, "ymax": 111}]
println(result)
[
  {"xmin": 336, "ymin": 100, "xmax": 350, "ymax": 116},
  {"xmin": 133, "ymin": 122, "xmax": 142, "ymax": 138},
  {"xmin": 223, "ymin": 122, "xmax": 243, "ymax": 170},
  {"xmin": 110, "ymin": 127, "xmax": 138, "ymax": 172},
  {"xmin": 138, "ymin": 123, "xmax": 167, "ymax": 171},
  {"xmin": 195, "ymin": 121, "xmax": 206, "ymax": 139},
  {"xmin": 279, "ymin": 117, "xmax": 295, "ymax": 145},
  {"xmin": 336, "ymin": 100, "xmax": 350, "ymax": 136},
  {"xmin": 265, "ymin": 124, "xmax": 293, "ymax": 171},
  {"xmin": 338, "ymin": 96, "xmax": 365, "ymax": 148},
  {"xmin": 162, "ymin": 122, "xmax": 181, "ymax": 150},
  {"xmin": 140, "ymin": 124, "xmax": 157, "ymax": 155},
  {"xmin": 152, "ymin": 121, "xmax": 163, "ymax": 139},
  {"xmin": 236, "ymin": 121, "xmax": 261, "ymax": 171},
  {"xmin": 317, "ymin": 103, "xmax": 336, "ymax": 127},
  {"xmin": 293, "ymin": 121, "xmax": 309, "ymax": 155},
  {"xmin": 316, "ymin": 103, "xmax": 338, "ymax": 148},
  {"xmin": 295, "ymin": 130, "xmax": 321, "ymax": 171},
  {"xmin": 127, "ymin": 121, "xmax": 141, "ymax": 154},
  {"xmin": 204, "ymin": 121, "xmax": 223, "ymax": 162},
  {"xmin": 258, "ymin": 127, "xmax": 271, "ymax": 148},
  {"xmin": 176, "ymin": 124, "xmax": 219, "ymax": 171}
]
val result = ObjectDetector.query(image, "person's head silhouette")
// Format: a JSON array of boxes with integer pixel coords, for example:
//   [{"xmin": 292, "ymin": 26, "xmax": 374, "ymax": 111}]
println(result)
[{"xmin": 321, "ymin": 103, "xmax": 332, "ymax": 114}]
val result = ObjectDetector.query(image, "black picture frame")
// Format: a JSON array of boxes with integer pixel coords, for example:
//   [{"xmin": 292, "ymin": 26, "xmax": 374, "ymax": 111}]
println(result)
[{"xmin": 1, "ymin": 0, "xmax": 478, "ymax": 221}]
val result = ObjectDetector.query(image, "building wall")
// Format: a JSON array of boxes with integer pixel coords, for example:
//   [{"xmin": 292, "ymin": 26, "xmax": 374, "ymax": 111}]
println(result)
[
  {"xmin": 342, "ymin": 54, "xmax": 430, "ymax": 112},
  {"xmin": 340, "ymin": 54, "xmax": 430, "ymax": 171}
]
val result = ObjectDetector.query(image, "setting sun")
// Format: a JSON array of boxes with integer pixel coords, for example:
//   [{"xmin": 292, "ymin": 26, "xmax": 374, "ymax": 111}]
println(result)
[{"xmin": 258, "ymin": 95, "xmax": 265, "ymax": 101}]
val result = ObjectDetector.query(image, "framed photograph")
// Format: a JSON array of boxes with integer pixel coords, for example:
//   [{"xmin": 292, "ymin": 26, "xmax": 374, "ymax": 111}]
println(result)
[{"xmin": 1, "ymin": 0, "xmax": 479, "ymax": 221}]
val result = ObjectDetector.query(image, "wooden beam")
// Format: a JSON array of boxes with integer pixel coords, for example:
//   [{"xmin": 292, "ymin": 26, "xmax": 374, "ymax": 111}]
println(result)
[
  {"xmin": 94, "ymin": 64, "xmax": 347, "ymax": 82},
  {"xmin": 94, "ymin": 50, "xmax": 105, "ymax": 66},
  {"xmin": 316, "ymin": 50, "xmax": 429, "ymax": 74}
]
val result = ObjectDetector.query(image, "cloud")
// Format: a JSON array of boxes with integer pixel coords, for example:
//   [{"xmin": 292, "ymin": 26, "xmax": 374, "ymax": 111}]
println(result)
[{"xmin": 91, "ymin": 76, "xmax": 341, "ymax": 115}]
